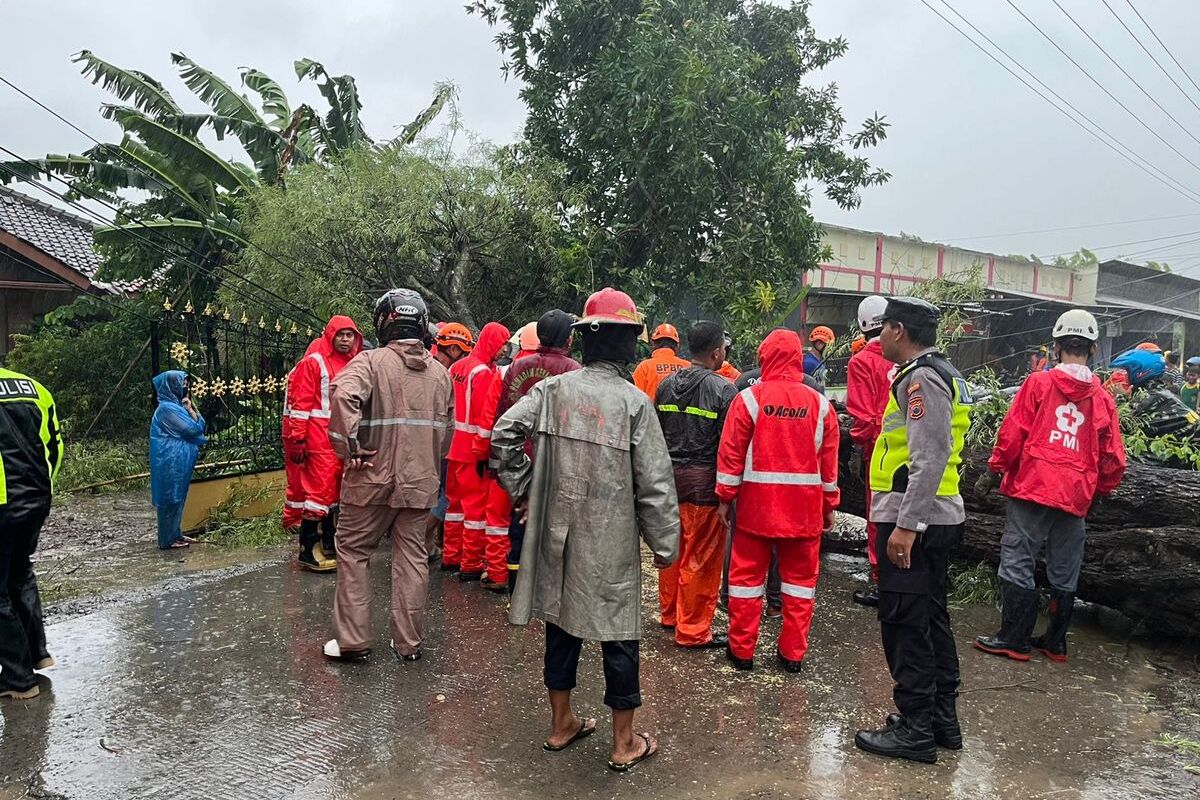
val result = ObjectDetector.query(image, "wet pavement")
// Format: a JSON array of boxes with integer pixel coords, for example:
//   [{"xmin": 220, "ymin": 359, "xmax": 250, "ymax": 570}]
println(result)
[{"xmin": 3, "ymin": 547, "xmax": 1197, "ymax": 800}]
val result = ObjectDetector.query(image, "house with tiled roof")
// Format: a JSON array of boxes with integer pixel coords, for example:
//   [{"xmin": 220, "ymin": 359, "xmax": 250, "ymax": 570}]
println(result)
[{"xmin": 0, "ymin": 185, "xmax": 139, "ymax": 355}]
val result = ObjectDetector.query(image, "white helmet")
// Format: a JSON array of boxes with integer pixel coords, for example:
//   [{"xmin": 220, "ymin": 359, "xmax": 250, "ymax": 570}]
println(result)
[
  {"xmin": 857, "ymin": 295, "xmax": 888, "ymax": 333},
  {"xmin": 1052, "ymin": 309, "xmax": 1100, "ymax": 342}
]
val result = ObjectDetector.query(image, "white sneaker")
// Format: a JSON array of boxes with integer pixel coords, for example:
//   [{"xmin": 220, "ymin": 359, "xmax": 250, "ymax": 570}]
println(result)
[{"xmin": 323, "ymin": 639, "xmax": 369, "ymax": 663}]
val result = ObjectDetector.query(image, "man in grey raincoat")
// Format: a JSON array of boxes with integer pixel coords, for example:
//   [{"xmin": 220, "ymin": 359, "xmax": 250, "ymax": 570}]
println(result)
[{"xmin": 491, "ymin": 287, "xmax": 679, "ymax": 773}]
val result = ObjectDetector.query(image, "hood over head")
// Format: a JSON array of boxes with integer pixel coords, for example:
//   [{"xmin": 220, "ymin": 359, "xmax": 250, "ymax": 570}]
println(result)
[
  {"xmin": 317, "ymin": 315, "xmax": 363, "ymax": 360},
  {"xmin": 1050, "ymin": 363, "xmax": 1100, "ymax": 400},
  {"xmin": 153, "ymin": 370, "xmax": 188, "ymax": 404},
  {"xmin": 758, "ymin": 329, "xmax": 806, "ymax": 382},
  {"xmin": 474, "ymin": 321, "xmax": 513, "ymax": 363}
]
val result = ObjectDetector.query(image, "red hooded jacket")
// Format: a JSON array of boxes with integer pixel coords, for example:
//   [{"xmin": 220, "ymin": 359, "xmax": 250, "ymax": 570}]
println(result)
[
  {"xmin": 716, "ymin": 329, "xmax": 840, "ymax": 539},
  {"xmin": 845, "ymin": 337, "xmax": 893, "ymax": 451},
  {"xmin": 283, "ymin": 315, "xmax": 363, "ymax": 453},
  {"xmin": 448, "ymin": 321, "xmax": 511, "ymax": 462},
  {"xmin": 989, "ymin": 365, "xmax": 1127, "ymax": 517}
]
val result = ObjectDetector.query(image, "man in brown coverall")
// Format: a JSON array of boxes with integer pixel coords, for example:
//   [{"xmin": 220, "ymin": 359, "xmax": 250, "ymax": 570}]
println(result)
[{"xmin": 322, "ymin": 289, "xmax": 454, "ymax": 663}]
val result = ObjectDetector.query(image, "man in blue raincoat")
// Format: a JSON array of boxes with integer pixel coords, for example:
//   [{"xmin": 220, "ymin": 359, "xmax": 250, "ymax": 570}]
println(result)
[{"xmin": 150, "ymin": 371, "xmax": 206, "ymax": 549}]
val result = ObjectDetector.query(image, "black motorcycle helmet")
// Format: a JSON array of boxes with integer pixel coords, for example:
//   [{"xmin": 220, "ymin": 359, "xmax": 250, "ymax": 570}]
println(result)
[{"xmin": 373, "ymin": 289, "xmax": 429, "ymax": 345}]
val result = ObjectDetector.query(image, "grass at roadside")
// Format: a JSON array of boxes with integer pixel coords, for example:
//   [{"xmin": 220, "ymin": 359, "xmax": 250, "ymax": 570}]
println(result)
[{"xmin": 947, "ymin": 562, "xmax": 1000, "ymax": 608}]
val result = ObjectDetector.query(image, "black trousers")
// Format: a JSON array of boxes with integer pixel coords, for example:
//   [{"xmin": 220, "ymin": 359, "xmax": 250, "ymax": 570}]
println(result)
[
  {"xmin": 0, "ymin": 510, "xmax": 49, "ymax": 692},
  {"xmin": 543, "ymin": 622, "xmax": 641, "ymax": 710},
  {"xmin": 507, "ymin": 514, "xmax": 525, "ymax": 568},
  {"xmin": 875, "ymin": 521, "xmax": 962, "ymax": 719}
]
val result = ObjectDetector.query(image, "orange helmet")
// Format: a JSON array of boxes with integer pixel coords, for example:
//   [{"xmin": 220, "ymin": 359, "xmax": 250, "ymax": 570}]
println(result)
[
  {"xmin": 573, "ymin": 287, "xmax": 643, "ymax": 329},
  {"xmin": 850, "ymin": 336, "xmax": 867, "ymax": 354},
  {"xmin": 518, "ymin": 321, "xmax": 540, "ymax": 351},
  {"xmin": 809, "ymin": 325, "xmax": 835, "ymax": 345},
  {"xmin": 651, "ymin": 322, "xmax": 680, "ymax": 343},
  {"xmin": 435, "ymin": 322, "xmax": 474, "ymax": 352},
  {"xmin": 1136, "ymin": 341, "xmax": 1162, "ymax": 353}
]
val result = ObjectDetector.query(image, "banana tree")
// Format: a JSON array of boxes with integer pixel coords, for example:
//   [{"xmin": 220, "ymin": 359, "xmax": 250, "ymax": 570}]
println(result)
[{"xmin": 1, "ymin": 49, "xmax": 452, "ymax": 294}]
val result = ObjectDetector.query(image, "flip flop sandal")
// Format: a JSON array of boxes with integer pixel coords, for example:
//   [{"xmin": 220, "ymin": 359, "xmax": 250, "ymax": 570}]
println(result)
[
  {"xmin": 543, "ymin": 718, "xmax": 597, "ymax": 752},
  {"xmin": 607, "ymin": 732, "xmax": 657, "ymax": 772},
  {"xmin": 168, "ymin": 540, "xmax": 191, "ymax": 549}
]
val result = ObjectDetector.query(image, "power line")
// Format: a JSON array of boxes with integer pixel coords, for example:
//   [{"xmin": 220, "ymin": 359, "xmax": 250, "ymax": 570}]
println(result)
[
  {"xmin": 1042, "ymin": 227, "xmax": 1200, "ymax": 258},
  {"xmin": 0, "ymin": 72, "xmax": 332, "ymax": 295},
  {"xmin": 0, "ymin": 246, "xmax": 157, "ymax": 324},
  {"xmin": 1048, "ymin": 0, "xmax": 1200, "ymax": 150},
  {"xmin": 923, "ymin": 1, "xmax": 1200, "ymax": 206},
  {"xmin": 0, "ymin": 150, "xmax": 320, "ymax": 327},
  {"xmin": 1123, "ymin": 0, "xmax": 1200, "ymax": 101},
  {"xmin": 1100, "ymin": 0, "xmax": 1200, "ymax": 117},
  {"xmin": 1003, "ymin": 0, "xmax": 1200, "ymax": 182},
  {"xmin": 951, "ymin": 211, "xmax": 1200, "ymax": 242}
]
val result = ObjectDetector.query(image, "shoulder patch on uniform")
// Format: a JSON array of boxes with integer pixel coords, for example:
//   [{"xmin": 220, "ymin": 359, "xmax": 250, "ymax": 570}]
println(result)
[
  {"xmin": 908, "ymin": 394, "xmax": 925, "ymax": 420},
  {"xmin": 907, "ymin": 381, "xmax": 921, "ymax": 395}
]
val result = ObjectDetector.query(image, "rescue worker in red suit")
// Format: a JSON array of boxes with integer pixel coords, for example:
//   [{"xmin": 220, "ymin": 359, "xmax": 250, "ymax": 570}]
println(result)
[
  {"xmin": 845, "ymin": 295, "xmax": 894, "ymax": 607},
  {"xmin": 445, "ymin": 321, "xmax": 512, "ymax": 585},
  {"xmin": 283, "ymin": 336, "xmax": 321, "ymax": 532},
  {"xmin": 495, "ymin": 309, "xmax": 581, "ymax": 591},
  {"xmin": 975, "ymin": 309, "xmax": 1126, "ymax": 663},
  {"xmin": 284, "ymin": 316, "xmax": 363, "ymax": 572},
  {"xmin": 717, "ymin": 329, "xmax": 840, "ymax": 672},
  {"xmin": 655, "ymin": 321, "xmax": 735, "ymax": 647}
]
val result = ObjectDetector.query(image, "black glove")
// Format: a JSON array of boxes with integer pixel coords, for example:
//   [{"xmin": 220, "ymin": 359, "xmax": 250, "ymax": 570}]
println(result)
[{"xmin": 476, "ymin": 460, "xmax": 487, "ymax": 478}]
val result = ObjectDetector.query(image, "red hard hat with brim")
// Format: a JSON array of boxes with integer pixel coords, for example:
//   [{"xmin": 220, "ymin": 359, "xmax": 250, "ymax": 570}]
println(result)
[{"xmin": 572, "ymin": 287, "xmax": 644, "ymax": 329}]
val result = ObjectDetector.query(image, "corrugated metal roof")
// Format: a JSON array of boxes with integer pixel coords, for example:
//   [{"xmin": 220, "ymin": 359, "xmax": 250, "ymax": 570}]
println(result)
[{"xmin": 0, "ymin": 185, "xmax": 139, "ymax": 295}]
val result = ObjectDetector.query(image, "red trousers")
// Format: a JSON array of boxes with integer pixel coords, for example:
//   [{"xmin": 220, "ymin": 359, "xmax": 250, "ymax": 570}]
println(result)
[
  {"xmin": 283, "ymin": 443, "xmax": 305, "ymax": 529},
  {"xmin": 727, "ymin": 531, "xmax": 821, "ymax": 662},
  {"xmin": 447, "ymin": 460, "xmax": 510, "ymax": 578},
  {"xmin": 659, "ymin": 503, "xmax": 726, "ymax": 645}
]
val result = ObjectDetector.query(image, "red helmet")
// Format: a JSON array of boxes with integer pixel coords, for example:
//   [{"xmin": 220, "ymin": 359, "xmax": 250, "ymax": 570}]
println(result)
[
  {"xmin": 651, "ymin": 322, "xmax": 680, "ymax": 343},
  {"xmin": 573, "ymin": 287, "xmax": 643, "ymax": 329}
]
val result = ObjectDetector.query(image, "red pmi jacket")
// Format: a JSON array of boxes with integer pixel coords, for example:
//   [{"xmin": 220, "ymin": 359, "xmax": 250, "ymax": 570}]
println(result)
[
  {"xmin": 989, "ymin": 365, "xmax": 1127, "ymax": 517},
  {"xmin": 845, "ymin": 337, "xmax": 893, "ymax": 452},
  {"xmin": 448, "ymin": 321, "xmax": 511, "ymax": 463},
  {"xmin": 283, "ymin": 315, "xmax": 363, "ymax": 453},
  {"xmin": 716, "ymin": 329, "xmax": 840, "ymax": 539}
]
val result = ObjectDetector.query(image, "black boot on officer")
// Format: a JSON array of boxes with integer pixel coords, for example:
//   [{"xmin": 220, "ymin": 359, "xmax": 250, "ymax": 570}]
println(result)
[{"xmin": 1031, "ymin": 589, "xmax": 1074, "ymax": 662}]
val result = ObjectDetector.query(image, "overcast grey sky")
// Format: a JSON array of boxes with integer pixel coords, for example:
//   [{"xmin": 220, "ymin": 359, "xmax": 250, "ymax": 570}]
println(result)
[{"xmin": 5, "ymin": 1, "xmax": 1200, "ymax": 274}]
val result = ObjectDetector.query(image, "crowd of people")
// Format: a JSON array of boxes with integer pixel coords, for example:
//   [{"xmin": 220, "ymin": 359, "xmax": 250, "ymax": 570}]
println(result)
[{"xmin": 0, "ymin": 283, "xmax": 1144, "ymax": 772}]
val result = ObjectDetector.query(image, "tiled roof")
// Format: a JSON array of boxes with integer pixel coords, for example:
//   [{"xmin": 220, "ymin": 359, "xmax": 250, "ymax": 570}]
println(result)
[{"xmin": 0, "ymin": 185, "xmax": 138, "ymax": 295}]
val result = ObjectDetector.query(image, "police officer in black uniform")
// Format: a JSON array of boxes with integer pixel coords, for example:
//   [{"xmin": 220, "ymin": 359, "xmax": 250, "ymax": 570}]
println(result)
[{"xmin": 853, "ymin": 298, "xmax": 972, "ymax": 764}]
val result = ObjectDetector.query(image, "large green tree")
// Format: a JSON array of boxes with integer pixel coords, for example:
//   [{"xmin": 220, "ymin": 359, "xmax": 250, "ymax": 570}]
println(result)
[
  {"xmin": 1, "ymin": 51, "xmax": 450, "ymax": 310},
  {"xmin": 469, "ymin": 0, "xmax": 890, "ymax": 325},
  {"xmin": 238, "ymin": 140, "xmax": 573, "ymax": 330}
]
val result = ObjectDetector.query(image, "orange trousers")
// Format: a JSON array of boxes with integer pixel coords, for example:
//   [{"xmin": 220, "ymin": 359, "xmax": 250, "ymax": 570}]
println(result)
[{"xmin": 658, "ymin": 502, "xmax": 727, "ymax": 645}]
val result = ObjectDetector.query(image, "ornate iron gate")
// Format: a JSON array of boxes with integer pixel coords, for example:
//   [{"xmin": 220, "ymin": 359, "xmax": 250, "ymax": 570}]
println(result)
[{"xmin": 150, "ymin": 300, "xmax": 314, "ymax": 477}]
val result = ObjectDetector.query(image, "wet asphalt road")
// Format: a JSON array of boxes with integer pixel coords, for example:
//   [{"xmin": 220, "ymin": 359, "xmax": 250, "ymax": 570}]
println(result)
[{"xmin": 2, "ymin": 549, "xmax": 1196, "ymax": 800}]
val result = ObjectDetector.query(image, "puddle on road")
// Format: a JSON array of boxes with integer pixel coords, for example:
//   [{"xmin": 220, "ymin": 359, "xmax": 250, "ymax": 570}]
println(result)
[{"xmin": 2, "ymin": 550, "xmax": 1196, "ymax": 800}]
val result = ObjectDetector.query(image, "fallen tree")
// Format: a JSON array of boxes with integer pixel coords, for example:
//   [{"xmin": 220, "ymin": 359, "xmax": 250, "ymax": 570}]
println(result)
[{"xmin": 835, "ymin": 417, "xmax": 1200, "ymax": 639}]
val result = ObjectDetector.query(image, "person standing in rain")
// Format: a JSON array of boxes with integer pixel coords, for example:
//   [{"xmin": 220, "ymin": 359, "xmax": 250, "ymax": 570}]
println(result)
[
  {"xmin": 854, "ymin": 297, "xmax": 972, "ymax": 765},
  {"xmin": 149, "ymin": 371, "xmax": 206, "ymax": 550},
  {"xmin": 322, "ymin": 290, "xmax": 453, "ymax": 663},
  {"xmin": 492, "ymin": 287, "xmax": 679, "ymax": 773},
  {"xmin": 0, "ymin": 366, "xmax": 62, "ymax": 700},
  {"xmin": 654, "ymin": 321, "xmax": 735, "ymax": 648}
]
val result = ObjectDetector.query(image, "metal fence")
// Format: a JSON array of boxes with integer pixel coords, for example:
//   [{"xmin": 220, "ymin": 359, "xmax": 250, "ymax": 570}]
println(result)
[{"xmin": 150, "ymin": 300, "xmax": 311, "ymax": 477}]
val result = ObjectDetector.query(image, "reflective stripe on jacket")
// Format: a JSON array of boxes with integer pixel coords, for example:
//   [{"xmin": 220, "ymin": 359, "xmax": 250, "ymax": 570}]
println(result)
[
  {"xmin": 0, "ymin": 367, "xmax": 62, "ymax": 520},
  {"xmin": 448, "ymin": 322, "xmax": 511, "ymax": 462},
  {"xmin": 846, "ymin": 337, "xmax": 893, "ymax": 451},
  {"xmin": 283, "ymin": 316, "xmax": 362, "ymax": 452},
  {"xmin": 715, "ymin": 330, "xmax": 840, "ymax": 539}
]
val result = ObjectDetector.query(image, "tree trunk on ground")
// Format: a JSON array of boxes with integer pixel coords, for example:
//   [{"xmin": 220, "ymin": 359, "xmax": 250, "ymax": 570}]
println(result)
[{"xmin": 834, "ymin": 415, "xmax": 1200, "ymax": 639}]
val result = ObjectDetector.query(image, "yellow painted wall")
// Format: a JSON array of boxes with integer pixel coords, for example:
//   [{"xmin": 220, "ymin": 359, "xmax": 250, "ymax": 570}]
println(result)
[{"xmin": 181, "ymin": 469, "xmax": 285, "ymax": 532}]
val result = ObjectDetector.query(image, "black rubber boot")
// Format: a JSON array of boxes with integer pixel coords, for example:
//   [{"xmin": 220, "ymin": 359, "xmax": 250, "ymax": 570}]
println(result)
[
  {"xmin": 507, "ymin": 566, "xmax": 518, "ymax": 595},
  {"xmin": 320, "ymin": 513, "xmax": 337, "ymax": 561},
  {"xmin": 974, "ymin": 581, "xmax": 1038, "ymax": 661},
  {"xmin": 725, "ymin": 646, "xmax": 753, "ymax": 672},
  {"xmin": 855, "ymin": 713, "xmax": 937, "ymax": 764},
  {"xmin": 298, "ymin": 520, "xmax": 334, "ymax": 573},
  {"xmin": 1031, "ymin": 590, "xmax": 1074, "ymax": 662},
  {"xmin": 852, "ymin": 585, "xmax": 880, "ymax": 607}
]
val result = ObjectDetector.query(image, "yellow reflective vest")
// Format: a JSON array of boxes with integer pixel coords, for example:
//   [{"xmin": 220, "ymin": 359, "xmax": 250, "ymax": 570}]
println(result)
[
  {"xmin": 870, "ymin": 353, "xmax": 972, "ymax": 496},
  {"xmin": 0, "ymin": 367, "xmax": 62, "ymax": 516}
]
